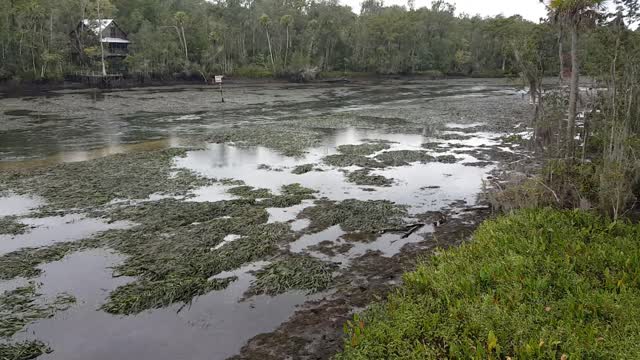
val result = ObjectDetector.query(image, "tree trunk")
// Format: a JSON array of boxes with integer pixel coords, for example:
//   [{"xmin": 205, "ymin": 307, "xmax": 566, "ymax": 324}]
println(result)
[
  {"xmin": 97, "ymin": 0, "xmax": 107, "ymax": 76},
  {"xmin": 181, "ymin": 26, "xmax": 189, "ymax": 64},
  {"xmin": 558, "ymin": 27, "xmax": 564, "ymax": 84},
  {"xmin": 284, "ymin": 26, "xmax": 289, "ymax": 69},
  {"xmin": 266, "ymin": 29, "xmax": 275, "ymax": 74},
  {"xmin": 567, "ymin": 24, "xmax": 580, "ymax": 158}
]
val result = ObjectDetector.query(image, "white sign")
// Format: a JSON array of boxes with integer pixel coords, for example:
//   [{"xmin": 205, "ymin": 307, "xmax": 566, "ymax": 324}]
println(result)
[{"xmin": 214, "ymin": 75, "xmax": 224, "ymax": 84}]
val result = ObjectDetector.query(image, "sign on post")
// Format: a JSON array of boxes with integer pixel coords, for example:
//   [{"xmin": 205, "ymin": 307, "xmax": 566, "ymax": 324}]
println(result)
[{"xmin": 214, "ymin": 75, "xmax": 224, "ymax": 103}]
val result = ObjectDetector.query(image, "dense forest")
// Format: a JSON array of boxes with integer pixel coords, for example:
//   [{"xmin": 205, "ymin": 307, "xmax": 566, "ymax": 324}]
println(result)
[{"xmin": 0, "ymin": 0, "xmax": 584, "ymax": 81}]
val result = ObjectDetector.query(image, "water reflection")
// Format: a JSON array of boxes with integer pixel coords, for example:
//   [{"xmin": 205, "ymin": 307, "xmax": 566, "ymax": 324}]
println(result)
[
  {"xmin": 177, "ymin": 128, "xmax": 494, "ymax": 213},
  {"xmin": 9, "ymin": 253, "xmax": 321, "ymax": 360}
]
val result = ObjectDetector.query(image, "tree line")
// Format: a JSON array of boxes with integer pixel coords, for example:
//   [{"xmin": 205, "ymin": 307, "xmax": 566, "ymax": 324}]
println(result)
[{"xmin": 0, "ymin": 0, "xmax": 575, "ymax": 81}]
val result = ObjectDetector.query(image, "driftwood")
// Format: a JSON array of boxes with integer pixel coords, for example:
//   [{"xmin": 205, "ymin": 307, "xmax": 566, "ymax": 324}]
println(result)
[
  {"xmin": 460, "ymin": 206, "xmax": 491, "ymax": 212},
  {"xmin": 379, "ymin": 223, "xmax": 426, "ymax": 238}
]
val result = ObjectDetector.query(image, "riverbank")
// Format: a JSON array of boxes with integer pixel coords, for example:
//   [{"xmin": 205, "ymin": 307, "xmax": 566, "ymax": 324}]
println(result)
[
  {"xmin": 337, "ymin": 208, "xmax": 640, "ymax": 359},
  {"xmin": 0, "ymin": 71, "xmax": 510, "ymax": 98}
]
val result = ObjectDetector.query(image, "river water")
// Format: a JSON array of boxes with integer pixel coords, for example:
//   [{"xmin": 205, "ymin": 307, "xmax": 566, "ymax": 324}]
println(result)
[{"xmin": 0, "ymin": 79, "xmax": 530, "ymax": 360}]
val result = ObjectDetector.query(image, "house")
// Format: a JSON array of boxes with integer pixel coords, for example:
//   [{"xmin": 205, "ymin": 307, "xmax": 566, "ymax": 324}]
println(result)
[{"xmin": 70, "ymin": 19, "xmax": 130, "ymax": 73}]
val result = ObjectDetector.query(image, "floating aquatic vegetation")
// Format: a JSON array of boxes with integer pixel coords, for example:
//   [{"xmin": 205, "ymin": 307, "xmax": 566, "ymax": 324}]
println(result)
[
  {"xmin": 291, "ymin": 164, "xmax": 315, "ymax": 175},
  {"xmin": 247, "ymin": 255, "xmax": 337, "ymax": 296},
  {"xmin": 436, "ymin": 155, "xmax": 461, "ymax": 164},
  {"xmin": 101, "ymin": 276, "xmax": 235, "ymax": 315},
  {"xmin": 208, "ymin": 126, "xmax": 324, "ymax": 157},
  {"xmin": 98, "ymin": 186, "xmax": 310, "ymax": 315},
  {"xmin": 374, "ymin": 151, "xmax": 435, "ymax": 167},
  {"xmin": 228, "ymin": 186, "xmax": 273, "ymax": 199},
  {"xmin": 345, "ymin": 169, "xmax": 393, "ymax": 187},
  {"xmin": 300, "ymin": 199, "xmax": 407, "ymax": 233},
  {"xmin": 439, "ymin": 133, "xmax": 472, "ymax": 141},
  {"xmin": 0, "ymin": 282, "xmax": 75, "ymax": 338},
  {"xmin": 323, "ymin": 154, "xmax": 383, "ymax": 168},
  {"xmin": 0, "ymin": 341, "xmax": 51, "ymax": 360},
  {"xmin": 307, "ymin": 241, "xmax": 354, "ymax": 257},
  {"xmin": 337, "ymin": 143, "xmax": 391, "ymax": 156},
  {"xmin": 0, "ymin": 148, "xmax": 213, "ymax": 211},
  {"xmin": 0, "ymin": 217, "xmax": 28, "ymax": 235},
  {"xmin": 463, "ymin": 161, "xmax": 494, "ymax": 167},
  {"xmin": 0, "ymin": 238, "xmax": 102, "ymax": 280},
  {"xmin": 421, "ymin": 142, "xmax": 449, "ymax": 153}
]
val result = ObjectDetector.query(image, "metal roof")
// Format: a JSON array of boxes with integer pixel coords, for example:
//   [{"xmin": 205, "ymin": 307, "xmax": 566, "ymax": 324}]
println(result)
[
  {"xmin": 101, "ymin": 37, "xmax": 130, "ymax": 44},
  {"xmin": 81, "ymin": 19, "xmax": 114, "ymax": 35}
]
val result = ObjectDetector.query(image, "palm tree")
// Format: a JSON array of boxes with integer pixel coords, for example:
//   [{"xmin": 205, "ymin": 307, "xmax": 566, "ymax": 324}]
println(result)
[
  {"xmin": 280, "ymin": 15, "xmax": 294, "ymax": 69},
  {"xmin": 544, "ymin": 0, "xmax": 606, "ymax": 157},
  {"xmin": 259, "ymin": 14, "xmax": 275, "ymax": 74}
]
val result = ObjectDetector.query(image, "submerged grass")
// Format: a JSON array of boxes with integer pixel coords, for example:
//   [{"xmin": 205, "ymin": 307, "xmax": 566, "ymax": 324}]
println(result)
[
  {"xmin": 98, "ymin": 185, "xmax": 316, "ymax": 315},
  {"xmin": 300, "ymin": 199, "xmax": 407, "ymax": 233},
  {"xmin": 0, "ymin": 183, "xmax": 317, "ymax": 315},
  {"xmin": 0, "ymin": 282, "xmax": 75, "ymax": 338},
  {"xmin": 0, "ymin": 341, "xmax": 51, "ymax": 360},
  {"xmin": 346, "ymin": 169, "xmax": 394, "ymax": 187},
  {"xmin": 248, "ymin": 255, "xmax": 337, "ymax": 296},
  {"xmin": 0, "ymin": 217, "xmax": 28, "ymax": 236},
  {"xmin": 208, "ymin": 126, "xmax": 324, "ymax": 157},
  {"xmin": 323, "ymin": 154, "xmax": 383, "ymax": 168},
  {"xmin": 0, "ymin": 148, "xmax": 213, "ymax": 210},
  {"xmin": 374, "ymin": 150, "xmax": 435, "ymax": 167},
  {"xmin": 337, "ymin": 143, "xmax": 391, "ymax": 156},
  {"xmin": 338, "ymin": 209, "xmax": 640, "ymax": 359},
  {"xmin": 0, "ymin": 238, "xmax": 101, "ymax": 280},
  {"xmin": 291, "ymin": 164, "xmax": 315, "ymax": 175}
]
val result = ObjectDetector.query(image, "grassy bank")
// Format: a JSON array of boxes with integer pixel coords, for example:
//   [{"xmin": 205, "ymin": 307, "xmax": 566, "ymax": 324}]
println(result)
[{"xmin": 338, "ymin": 209, "xmax": 640, "ymax": 359}]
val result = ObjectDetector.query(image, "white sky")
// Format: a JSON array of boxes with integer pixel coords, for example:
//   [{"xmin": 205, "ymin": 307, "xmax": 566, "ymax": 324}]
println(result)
[{"xmin": 342, "ymin": 0, "xmax": 549, "ymax": 22}]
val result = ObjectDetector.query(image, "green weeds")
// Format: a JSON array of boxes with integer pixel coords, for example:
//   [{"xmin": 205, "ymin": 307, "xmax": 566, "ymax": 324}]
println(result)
[
  {"xmin": 374, "ymin": 150, "xmax": 435, "ymax": 167},
  {"xmin": 291, "ymin": 164, "xmax": 315, "ymax": 174},
  {"xmin": 0, "ymin": 217, "xmax": 28, "ymax": 236},
  {"xmin": 247, "ymin": 256, "xmax": 336, "ymax": 296},
  {"xmin": 338, "ymin": 209, "xmax": 640, "ymax": 359},
  {"xmin": 0, "ymin": 148, "xmax": 213, "ymax": 210},
  {"xmin": 300, "ymin": 199, "xmax": 407, "ymax": 233},
  {"xmin": 337, "ymin": 143, "xmax": 391, "ymax": 156},
  {"xmin": 208, "ymin": 126, "xmax": 324, "ymax": 157},
  {"xmin": 1, "ymin": 282, "xmax": 75, "ymax": 338},
  {"xmin": 0, "ymin": 341, "xmax": 51, "ymax": 360},
  {"xmin": 323, "ymin": 154, "xmax": 383, "ymax": 168},
  {"xmin": 346, "ymin": 169, "xmax": 393, "ymax": 187}
]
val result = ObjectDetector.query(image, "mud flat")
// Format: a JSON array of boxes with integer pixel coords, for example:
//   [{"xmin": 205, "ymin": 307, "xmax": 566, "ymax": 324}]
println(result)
[{"xmin": 0, "ymin": 78, "xmax": 533, "ymax": 360}]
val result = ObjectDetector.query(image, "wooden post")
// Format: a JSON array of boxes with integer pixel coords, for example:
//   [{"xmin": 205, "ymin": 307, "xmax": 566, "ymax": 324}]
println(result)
[{"xmin": 215, "ymin": 75, "xmax": 224, "ymax": 103}]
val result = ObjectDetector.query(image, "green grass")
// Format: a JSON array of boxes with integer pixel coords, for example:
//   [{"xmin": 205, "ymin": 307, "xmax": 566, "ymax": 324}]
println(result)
[{"xmin": 337, "ymin": 209, "xmax": 640, "ymax": 359}]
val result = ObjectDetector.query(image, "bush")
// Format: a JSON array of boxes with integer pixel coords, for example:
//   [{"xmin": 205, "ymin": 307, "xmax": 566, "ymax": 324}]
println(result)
[
  {"xmin": 338, "ymin": 209, "xmax": 640, "ymax": 359},
  {"xmin": 233, "ymin": 65, "xmax": 273, "ymax": 79},
  {"xmin": 415, "ymin": 70, "xmax": 445, "ymax": 79}
]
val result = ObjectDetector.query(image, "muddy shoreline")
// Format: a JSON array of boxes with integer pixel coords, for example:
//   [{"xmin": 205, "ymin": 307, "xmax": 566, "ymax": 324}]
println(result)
[
  {"xmin": 0, "ymin": 79, "xmax": 533, "ymax": 360},
  {"xmin": 0, "ymin": 74, "xmax": 511, "ymax": 99}
]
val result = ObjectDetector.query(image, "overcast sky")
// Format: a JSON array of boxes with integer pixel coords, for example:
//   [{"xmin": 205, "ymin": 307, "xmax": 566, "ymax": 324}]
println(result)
[{"xmin": 342, "ymin": 0, "xmax": 549, "ymax": 22}]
